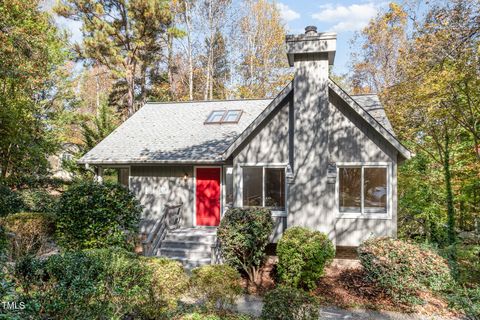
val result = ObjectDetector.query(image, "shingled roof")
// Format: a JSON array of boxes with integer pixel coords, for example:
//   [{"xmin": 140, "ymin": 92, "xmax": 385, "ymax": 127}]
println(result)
[
  {"xmin": 78, "ymin": 99, "xmax": 270, "ymax": 164},
  {"xmin": 79, "ymin": 86, "xmax": 402, "ymax": 165}
]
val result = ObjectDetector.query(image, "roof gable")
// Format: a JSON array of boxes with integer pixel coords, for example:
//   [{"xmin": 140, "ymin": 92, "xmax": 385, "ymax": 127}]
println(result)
[{"xmin": 328, "ymin": 79, "xmax": 411, "ymax": 160}]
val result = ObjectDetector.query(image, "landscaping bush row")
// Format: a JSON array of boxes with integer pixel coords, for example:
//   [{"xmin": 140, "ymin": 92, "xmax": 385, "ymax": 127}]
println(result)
[{"xmin": 9, "ymin": 249, "xmax": 243, "ymax": 319}]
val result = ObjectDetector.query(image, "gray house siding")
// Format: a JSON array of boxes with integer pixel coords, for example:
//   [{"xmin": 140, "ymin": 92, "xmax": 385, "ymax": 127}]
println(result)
[
  {"xmin": 130, "ymin": 166, "xmax": 195, "ymax": 232},
  {"xmin": 230, "ymin": 93, "xmax": 291, "ymax": 243},
  {"xmin": 328, "ymin": 90, "xmax": 398, "ymax": 245}
]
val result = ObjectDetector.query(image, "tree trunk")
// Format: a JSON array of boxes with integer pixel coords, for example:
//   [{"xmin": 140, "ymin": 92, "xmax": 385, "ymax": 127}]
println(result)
[
  {"xmin": 126, "ymin": 63, "xmax": 135, "ymax": 118},
  {"xmin": 185, "ymin": 1, "xmax": 194, "ymax": 101},
  {"xmin": 443, "ymin": 130, "xmax": 456, "ymax": 245}
]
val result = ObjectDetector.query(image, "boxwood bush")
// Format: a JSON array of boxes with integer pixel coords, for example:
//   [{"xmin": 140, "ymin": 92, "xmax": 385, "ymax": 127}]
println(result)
[
  {"xmin": 0, "ymin": 185, "xmax": 24, "ymax": 217},
  {"xmin": 277, "ymin": 227, "xmax": 335, "ymax": 290},
  {"xmin": 261, "ymin": 286, "xmax": 319, "ymax": 320},
  {"xmin": 358, "ymin": 237, "xmax": 453, "ymax": 304},
  {"xmin": 217, "ymin": 207, "xmax": 274, "ymax": 283},
  {"xmin": 1, "ymin": 212, "xmax": 55, "ymax": 260},
  {"xmin": 190, "ymin": 264, "xmax": 243, "ymax": 311},
  {"xmin": 55, "ymin": 181, "xmax": 142, "ymax": 250}
]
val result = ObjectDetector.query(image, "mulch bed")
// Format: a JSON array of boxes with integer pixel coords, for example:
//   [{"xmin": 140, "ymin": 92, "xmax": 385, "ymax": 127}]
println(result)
[{"xmin": 240, "ymin": 257, "xmax": 461, "ymax": 318}]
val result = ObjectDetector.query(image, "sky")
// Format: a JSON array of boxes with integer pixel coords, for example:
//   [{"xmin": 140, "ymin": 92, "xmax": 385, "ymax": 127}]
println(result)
[
  {"xmin": 47, "ymin": 0, "xmax": 387, "ymax": 75},
  {"xmin": 277, "ymin": 0, "xmax": 388, "ymax": 74}
]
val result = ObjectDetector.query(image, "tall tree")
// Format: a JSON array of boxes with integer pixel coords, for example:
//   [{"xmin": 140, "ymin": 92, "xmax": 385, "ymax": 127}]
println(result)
[
  {"xmin": 351, "ymin": 0, "xmax": 479, "ymax": 245},
  {"xmin": 350, "ymin": 3, "xmax": 408, "ymax": 94},
  {"xmin": 55, "ymin": 0, "xmax": 176, "ymax": 117},
  {"xmin": 197, "ymin": 0, "xmax": 232, "ymax": 100},
  {"xmin": 0, "ymin": 0, "xmax": 66, "ymax": 181},
  {"xmin": 235, "ymin": 0, "xmax": 290, "ymax": 98}
]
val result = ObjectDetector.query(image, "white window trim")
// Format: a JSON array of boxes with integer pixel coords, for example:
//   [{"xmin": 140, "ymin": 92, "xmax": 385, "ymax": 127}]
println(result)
[
  {"xmin": 238, "ymin": 164, "xmax": 288, "ymax": 217},
  {"xmin": 335, "ymin": 162, "xmax": 392, "ymax": 220}
]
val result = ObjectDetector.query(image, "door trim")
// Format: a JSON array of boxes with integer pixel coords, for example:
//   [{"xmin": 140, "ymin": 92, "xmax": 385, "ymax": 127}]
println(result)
[{"xmin": 194, "ymin": 166, "xmax": 222, "ymax": 226}]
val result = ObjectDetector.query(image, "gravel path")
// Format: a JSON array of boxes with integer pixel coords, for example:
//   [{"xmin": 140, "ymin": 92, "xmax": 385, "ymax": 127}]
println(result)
[{"xmin": 233, "ymin": 295, "xmax": 463, "ymax": 320}]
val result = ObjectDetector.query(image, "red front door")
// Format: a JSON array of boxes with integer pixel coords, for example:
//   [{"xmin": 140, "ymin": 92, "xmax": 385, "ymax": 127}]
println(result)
[{"xmin": 196, "ymin": 168, "xmax": 221, "ymax": 226}]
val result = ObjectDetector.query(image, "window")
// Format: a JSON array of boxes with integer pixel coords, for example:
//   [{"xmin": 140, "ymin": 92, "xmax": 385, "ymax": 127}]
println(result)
[
  {"xmin": 223, "ymin": 110, "xmax": 242, "ymax": 123},
  {"xmin": 205, "ymin": 111, "xmax": 225, "ymax": 123},
  {"xmin": 205, "ymin": 110, "xmax": 242, "ymax": 124},
  {"xmin": 338, "ymin": 165, "xmax": 388, "ymax": 216},
  {"xmin": 243, "ymin": 167, "xmax": 263, "ymax": 206},
  {"xmin": 242, "ymin": 167, "xmax": 285, "ymax": 212}
]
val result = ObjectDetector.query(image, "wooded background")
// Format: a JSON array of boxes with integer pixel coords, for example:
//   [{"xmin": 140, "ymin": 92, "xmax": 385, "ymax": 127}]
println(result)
[{"xmin": 0, "ymin": 0, "xmax": 478, "ymax": 246}]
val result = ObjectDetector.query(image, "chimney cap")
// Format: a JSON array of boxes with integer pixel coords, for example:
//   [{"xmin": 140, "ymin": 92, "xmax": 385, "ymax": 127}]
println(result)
[{"xmin": 305, "ymin": 26, "xmax": 318, "ymax": 35}]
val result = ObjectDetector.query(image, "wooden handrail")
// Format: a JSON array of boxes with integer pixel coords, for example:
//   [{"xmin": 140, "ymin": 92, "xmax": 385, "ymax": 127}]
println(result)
[{"xmin": 142, "ymin": 202, "xmax": 183, "ymax": 256}]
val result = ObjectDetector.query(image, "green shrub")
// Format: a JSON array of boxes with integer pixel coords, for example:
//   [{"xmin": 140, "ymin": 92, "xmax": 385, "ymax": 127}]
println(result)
[
  {"xmin": 1, "ymin": 212, "xmax": 55, "ymax": 259},
  {"xmin": 0, "ymin": 185, "xmax": 24, "ymax": 217},
  {"xmin": 448, "ymin": 285, "xmax": 480, "ymax": 319},
  {"xmin": 190, "ymin": 264, "xmax": 243, "ymax": 311},
  {"xmin": 12, "ymin": 248, "xmax": 187, "ymax": 319},
  {"xmin": 217, "ymin": 207, "xmax": 274, "ymax": 283},
  {"xmin": 19, "ymin": 189, "xmax": 57, "ymax": 213},
  {"xmin": 55, "ymin": 181, "xmax": 142, "ymax": 250},
  {"xmin": 358, "ymin": 237, "xmax": 453, "ymax": 304},
  {"xmin": 261, "ymin": 286, "xmax": 319, "ymax": 320},
  {"xmin": 14, "ymin": 251, "xmax": 104, "ymax": 319},
  {"xmin": 277, "ymin": 227, "xmax": 335, "ymax": 290},
  {"xmin": 141, "ymin": 257, "xmax": 189, "ymax": 318}
]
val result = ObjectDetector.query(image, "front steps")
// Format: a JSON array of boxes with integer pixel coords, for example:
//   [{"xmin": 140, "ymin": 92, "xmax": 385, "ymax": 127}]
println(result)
[{"xmin": 156, "ymin": 227, "xmax": 217, "ymax": 269}]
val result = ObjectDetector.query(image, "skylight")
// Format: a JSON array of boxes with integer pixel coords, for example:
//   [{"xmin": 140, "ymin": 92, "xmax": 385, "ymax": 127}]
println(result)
[{"xmin": 205, "ymin": 110, "xmax": 243, "ymax": 124}]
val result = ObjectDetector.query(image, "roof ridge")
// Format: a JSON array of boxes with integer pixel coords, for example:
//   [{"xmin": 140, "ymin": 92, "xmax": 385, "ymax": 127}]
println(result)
[
  {"xmin": 145, "ymin": 98, "xmax": 272, "ymax": 105},
  {"xmin": 350, "ymin": 93, "xmax": 379, "ymax": 96}
]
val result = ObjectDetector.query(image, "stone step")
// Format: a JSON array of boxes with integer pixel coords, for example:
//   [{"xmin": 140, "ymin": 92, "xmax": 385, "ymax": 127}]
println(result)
[
  {"xmin": 166, "ymin": 256, "xmax": 212, "ymax": 269},
  {"xmin": 159, "ymin": 248, "xmax": 211, "ymax": 260},
  {"xmin": 164, "ymin": 233, "xmax": 217, "ymax": 243},
  {"xmin": 161, "ymin": 240, "xmax": 213, "ymax": 251}
]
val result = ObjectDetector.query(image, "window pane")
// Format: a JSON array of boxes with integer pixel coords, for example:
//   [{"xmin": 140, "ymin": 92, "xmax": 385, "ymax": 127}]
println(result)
[
  {"xmin": 225, "ymin": 167, "xmax": 234, "ymax": 208},
  {"xmin": 364, "ymin": 168, "xmax": 387, "ymax": 213},
  {"xmin": 224, "ymin": 110, "xmax": 242, "ymax": 122},
  {"xmin": 265, "ymin": 168, "xmax": 285, "ymax": 210},
  {"xmin": 206, "ymin": 111, "xmax": 225, "ymax": 123},
  {"xmin": 339, "ymin": 167, "xmax": 361, "ymax": 212},
  {"xmin": 242, "ymin": 167, "xmax": 263, "ymax": 206}
]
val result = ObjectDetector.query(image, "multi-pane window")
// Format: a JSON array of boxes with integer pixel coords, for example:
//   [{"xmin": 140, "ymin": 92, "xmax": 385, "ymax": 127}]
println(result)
[
  {"xmin": 205, "ymin": 110, "xmax": 243, "ymax": 124},
  {"xmin": 338, "ymin": 165, "xmax": 388, "ymax": 215},
  {"xmin": 242, "ymin": 167, "xmax": 285, "ymax": 211}
]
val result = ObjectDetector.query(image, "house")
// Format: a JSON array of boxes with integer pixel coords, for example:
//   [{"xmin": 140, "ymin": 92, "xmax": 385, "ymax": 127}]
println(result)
[{"xmin": 79, "ymin": 26, "xmax": 411, "ymax": 267}]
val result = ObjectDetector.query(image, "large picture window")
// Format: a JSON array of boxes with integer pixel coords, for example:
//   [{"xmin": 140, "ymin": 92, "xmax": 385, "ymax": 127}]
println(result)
[
  {"xmin": 242, "ymin": 167, "xmax": 285, "ymax": 212},
  {"xmin": 338, "ymin": 165, "xmax": 388, "ymax": 215}
]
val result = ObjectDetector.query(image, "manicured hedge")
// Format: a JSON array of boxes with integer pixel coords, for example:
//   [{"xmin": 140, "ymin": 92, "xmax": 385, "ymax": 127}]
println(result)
[
  {"xmin": 358, "ymin": 237, "xmax": 453, "ymax": 304},
  {"xmin": 277, "ymin": 227, "xmax": 335, "ymax": 290},
  {"xmin": 217, "ymin": 207, "xmax": 274, "ymax": 283},
  {"xmin": 55, "ymin": 181, "xmax": 142, "ymax": 250}
]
